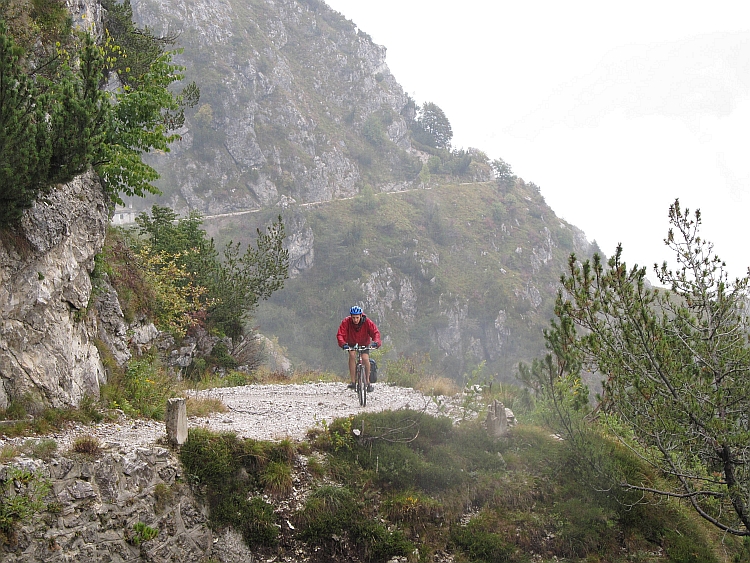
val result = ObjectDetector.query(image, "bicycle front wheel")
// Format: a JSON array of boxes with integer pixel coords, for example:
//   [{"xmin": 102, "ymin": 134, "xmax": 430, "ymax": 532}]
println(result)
[{"xmin": 356, "ymin": 364, "xmax": 366, "ymax": 407}]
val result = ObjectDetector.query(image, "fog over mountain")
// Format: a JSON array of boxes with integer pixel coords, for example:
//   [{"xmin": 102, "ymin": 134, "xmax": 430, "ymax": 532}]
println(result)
[{"xmin": 325, "ymin": 0, "xmax": 750, "ymax": 279}]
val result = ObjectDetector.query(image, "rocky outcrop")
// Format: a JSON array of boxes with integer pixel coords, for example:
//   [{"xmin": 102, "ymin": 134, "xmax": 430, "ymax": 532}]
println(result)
[
  {"xmin": 130, "ymin": 0, "xmax": 417, "ymax": 215},
  {"xmin": 362, "ymin": 267, "xmax": 417, "ymax": 325},
  {"xmin": 284, "ymin": 213, "xmax": 315, "ymax": 278},
  {"xmin": 0, "ymin": 447, "xmax": 211, "ymax": 562},
  {"xmin": 0, "ymin": 171, "xmax": 110, "ymax": 410},
  {"xmin": 484, "ymin": 399, "xmax": 516, "ymax": 438}
]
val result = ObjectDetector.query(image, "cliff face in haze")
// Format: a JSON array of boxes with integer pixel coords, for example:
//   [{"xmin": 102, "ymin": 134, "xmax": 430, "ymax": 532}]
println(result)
[
  {"xmin": 132, "ymin": 0, "xmax": 429, "ymax": 215},
  {"xmin": 0, "ymin": 0, "xmax": 596, "ymax": 399},
  {"xmin": 206, "ymin": 178, "xmax": 595, "ymax": 379}
]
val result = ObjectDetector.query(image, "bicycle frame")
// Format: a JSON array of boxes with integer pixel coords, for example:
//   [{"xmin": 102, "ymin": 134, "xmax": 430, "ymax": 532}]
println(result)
[{"xmin": 348, "ymin": 344, "xmax": 375, "ymax": 406}]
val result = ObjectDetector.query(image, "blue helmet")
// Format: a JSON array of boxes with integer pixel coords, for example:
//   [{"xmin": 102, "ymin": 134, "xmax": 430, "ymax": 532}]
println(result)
[{"xmin": 350, "ymin": 306, "xmax": 362, "ymax": 315}]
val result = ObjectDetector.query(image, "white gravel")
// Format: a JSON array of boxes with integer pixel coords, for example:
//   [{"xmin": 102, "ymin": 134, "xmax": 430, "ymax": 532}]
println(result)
[
  {"xmin": 190, "ymin": 382, "xmax": 454, "ymax": 441},
  {"xmin": 1, "ymin": 382, "xmax": 460, "ymax": 451}
]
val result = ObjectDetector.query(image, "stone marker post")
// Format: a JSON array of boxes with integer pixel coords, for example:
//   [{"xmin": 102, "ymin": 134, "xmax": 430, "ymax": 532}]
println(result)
[
  {"xmin": 166, "ymin": 397, "xmax": 188, "ymax": 445},
  {"xmin": 485, "ymin": 399, "xmax": 508, "ymax": 438}
]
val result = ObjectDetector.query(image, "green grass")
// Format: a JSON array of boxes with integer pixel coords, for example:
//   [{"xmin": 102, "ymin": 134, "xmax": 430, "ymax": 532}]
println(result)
[{"xmin": 0, "ymin": 397, "xmax": 106, "ymax": 439}]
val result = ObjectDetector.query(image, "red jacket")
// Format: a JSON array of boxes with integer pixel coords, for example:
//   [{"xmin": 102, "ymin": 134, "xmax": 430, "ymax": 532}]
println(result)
[{"xmin": 337, "ymin": 314, "xmax": 381, "ymax": 348}]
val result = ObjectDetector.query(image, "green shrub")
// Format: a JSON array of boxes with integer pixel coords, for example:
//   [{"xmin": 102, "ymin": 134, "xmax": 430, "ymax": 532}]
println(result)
[
  {"xmin": 332, "ymin": 410, "xmax": 471, "ymax": 493},
  {"xmin": 663, "ymin": 528, "xmax": 718, "ymax": 563},
  {"xmin": 180, "ymin": 429, "xmax": 242, "ymax": 490},
  {"xmin": 71, "ymin": 435, "xmax": 102, "ymax": 457},
  {"xmin": 362, "ymin": 114, "xmax": 387, "ymax": 146},
  {"xmin": 129, "ymin": 522, "xmax": 158, "ymax": 545},
  {"xmin": 382, "ymin": 491, "xmax": 443, "ymax": 526},
  {"xmin": 450, "ymin": 522, "xmax": 515, "ymax": 563},
  {"xmin": 212, "ymin": 493, "xmax": 278, "ymax": 548},
  {"xmin": 179, "ymin": 430, "xmax": 284, "ymax": 550},
  {"xmin": 298, "ymin": 484, "xmax": 413, "ymax": 559},
  {"xmin": 0, "ymin": 468, "xmax": 50, "ymax": 544},
  {"xmin": 297, "ymin": 485, "xmax": 356, "ymax": 540},
  {"xmin": 384, "ymin": 353, "xmax": 431, "ymax": 389},
  {"xmin": 209, "ymin": 342, "xmax": 238, "ymax": 369},
  {"xmin": 350, "ymin": 519, "xmax": 414, "ymax": 561},
  {"xmin": 0, "ymin": 445, "xmax": 19, "ymax": 462},
  {"xmin": 551, "ymin": 497, "xmax": 618, "ymax": 558},
  {"xmin": 153, "ymin": 483, "xmax": 174, "ymax": 515},
  {"xmin": 23, "ymin": 438, "xmax": 57, "ymax": 461},
  {"xmin": 116, "ymin": 356, "xmax": 176, "ymax": 420}
]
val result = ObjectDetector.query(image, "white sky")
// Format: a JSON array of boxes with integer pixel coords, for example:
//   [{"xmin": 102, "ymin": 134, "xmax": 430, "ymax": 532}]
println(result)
[{"xmin": 324, "ymin": 0, "xmax": 750, "ymax": 281}]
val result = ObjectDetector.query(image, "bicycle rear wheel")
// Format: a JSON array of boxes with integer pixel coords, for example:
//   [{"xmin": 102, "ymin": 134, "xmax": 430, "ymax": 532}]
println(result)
[{"xmin": 356, "ymin": 363, "xmax": 366, "ymax": 406}]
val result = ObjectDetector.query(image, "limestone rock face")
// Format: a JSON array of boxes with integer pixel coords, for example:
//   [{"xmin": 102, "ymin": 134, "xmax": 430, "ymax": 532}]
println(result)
[
  {"xmin": 130, "ymin": 0, "xmax": 415, "ymax": 215},
  {"xmin": 0, "ymin": 171, "xmax": 109, "ymax": 409},
  {"xmin": 284, "ymin": 213, "xmax": 315, "ymax": 278}
]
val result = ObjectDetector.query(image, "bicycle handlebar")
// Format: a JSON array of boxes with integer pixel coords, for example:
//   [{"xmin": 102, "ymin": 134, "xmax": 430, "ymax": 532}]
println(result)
[{"xmin": 343, "ymin": 344, "xmax": 377, "ymax": 351}]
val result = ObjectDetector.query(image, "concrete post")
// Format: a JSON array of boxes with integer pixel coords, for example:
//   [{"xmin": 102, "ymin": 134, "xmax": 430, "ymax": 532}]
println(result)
[{"xmin": 166, "ymin": 397, "xmax": 188, "ymax": 445}]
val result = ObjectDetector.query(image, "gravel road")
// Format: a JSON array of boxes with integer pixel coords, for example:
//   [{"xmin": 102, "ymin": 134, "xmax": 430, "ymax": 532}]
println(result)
[{"xmin": 1, "ymin": 382, "xmax": 459, "ymax": 451}]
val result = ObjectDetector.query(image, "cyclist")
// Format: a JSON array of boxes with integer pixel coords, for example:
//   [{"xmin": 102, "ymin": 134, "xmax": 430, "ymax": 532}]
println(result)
[{"xmin": 337, "ymin": 306, "xmax": 381, "ymax": 392}]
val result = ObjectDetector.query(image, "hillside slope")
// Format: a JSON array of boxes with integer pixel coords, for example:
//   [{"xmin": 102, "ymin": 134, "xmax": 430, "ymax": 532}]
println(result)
[{"xmin": 204, "ymin": 177, "xmax": 595, "ymax": 379}]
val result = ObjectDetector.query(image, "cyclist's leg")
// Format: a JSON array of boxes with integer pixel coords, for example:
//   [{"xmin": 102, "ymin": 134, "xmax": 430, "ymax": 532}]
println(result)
[
  {"xmin": 347, "ymin": 349, "xmax": 357, "ymax": 388},
  {"xmin": 348, "ymin": 350, "xmax": 357, "ymax": 382},
  {"xmin": 362, "ymin": 352, "xmax": 370, "ymax": 384}
]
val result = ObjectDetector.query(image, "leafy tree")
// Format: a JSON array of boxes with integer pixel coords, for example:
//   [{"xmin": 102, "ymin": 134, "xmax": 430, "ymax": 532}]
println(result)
[
  {"xmin": 100, "ymin": 0, "xmax": 198, "ymax": 130},
  {"xmin": 135, "ymin": 207, "xmax": 289, "ymax": 341},
  {"xmin": 491, "ymin": 158, "xmax": 515, "ymax": 186},
  {"xmin": 0, "ymin": 5, "xmax": 195, "ymax": 226},
  {"xmin": 411, "ymin": 102, "xmax": 452, "ymax": 149},
  {"xmin": 362, "ymin": 113, "xmax": 387, "ymax": 146},
  {"xmin": 0, "ymin": 467, "xmax": 50, "ymax": 542},
  {"xmin": 92, "ymin": 44, "xmax": 185, "ymax": 205},
  {"xmin": 135, "ymin": 205, "xmax": 207, "ymax": 258},
  {"xmin": 0, "ymin": 0, "xmax": 72, "ymax": 59},
  {"xmin": 548, "ymin": 199, "xmax": 750, "ymax": 535},
  {"xmin": 208, "ymin": 218, "xmax": 289, "ymax": 340},
  {"xmin": 100, "ymin": 0, "xmax": 173, "ymax": 88},
  {"xmin": 445, "ymin": 148, "xmax": 471, "ymax": 175},
  {"xmin": 0, "ymin": 24, "xmax": 46, "ymax": 223}
]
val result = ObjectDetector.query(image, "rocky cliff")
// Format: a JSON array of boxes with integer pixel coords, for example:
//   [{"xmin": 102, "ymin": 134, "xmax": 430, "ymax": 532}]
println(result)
[
  {"xmin": 0, "ymin": 171, "xmax": 112, "ymax": 410},
  {"xmin": 122, "ymin": 0, "xmax": 593, "ymax": 379},
  {"xmin": 130, "ymin": 0, "xmax": 424, "ymax": 215}
]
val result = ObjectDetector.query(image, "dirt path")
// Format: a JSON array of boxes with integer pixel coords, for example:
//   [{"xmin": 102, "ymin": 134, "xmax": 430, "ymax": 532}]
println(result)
[{"xmin": 0, "ymin": 382, "xmax": 460, "ymax": 451}]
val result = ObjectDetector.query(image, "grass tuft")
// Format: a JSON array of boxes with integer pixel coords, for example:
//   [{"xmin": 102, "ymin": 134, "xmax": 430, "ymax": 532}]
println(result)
[
  {"xmin": 71, "ymin": 435, "xmax": 102, "ymax": 457},
  {"xmin": 23, "ymin": 438, "xmax": 57, "ymax": 461},
  {"xmin": 185, "ymin": 396, "xmax": 227, "ymax": 417},
  {"xmin": 260, "ymin": 460, "xmax": 292, "ymax": 496}
]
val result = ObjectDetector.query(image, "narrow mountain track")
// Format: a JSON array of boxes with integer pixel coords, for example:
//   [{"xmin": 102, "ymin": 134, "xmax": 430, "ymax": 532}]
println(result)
[{"xmin": 0, "ymin": 382, "xmax": 459, "ymax": 451}]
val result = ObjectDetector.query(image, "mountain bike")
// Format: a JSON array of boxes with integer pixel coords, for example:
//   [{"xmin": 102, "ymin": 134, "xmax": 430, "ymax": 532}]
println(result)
[{"xmin": 347, "ymin": 344, "xmax": 376, "ymax": 406}]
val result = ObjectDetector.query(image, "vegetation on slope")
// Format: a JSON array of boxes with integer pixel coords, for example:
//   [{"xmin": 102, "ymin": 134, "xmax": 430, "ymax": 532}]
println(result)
[
  {"xmin": 524, "ymin": 200, "xmax": 750, "ymax": 537},
  {"xmin": 205, "ymin": 174, "xmax": 599, "ymax": 383},
  {"xmin": 0, "ymin": 0, "xmax": 193, "ymax": 227},
  {"xmin": 180, "ymin": 402, "xmax": 747, "ymax": 563}
]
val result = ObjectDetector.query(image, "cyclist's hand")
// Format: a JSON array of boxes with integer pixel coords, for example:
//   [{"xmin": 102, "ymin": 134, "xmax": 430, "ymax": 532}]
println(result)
[
  {"xmin": 371, "ymin": 342, "xmax": 379, "ymax": 349},
  {"xmin": 342, "ymin": 344, "xmax": 350, "ymax": 350}
]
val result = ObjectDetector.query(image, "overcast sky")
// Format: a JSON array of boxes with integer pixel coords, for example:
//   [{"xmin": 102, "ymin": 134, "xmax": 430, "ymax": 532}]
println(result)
[{"xmin": 324, "ymin": 0, "xmax": 750, "ymax": 281}]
